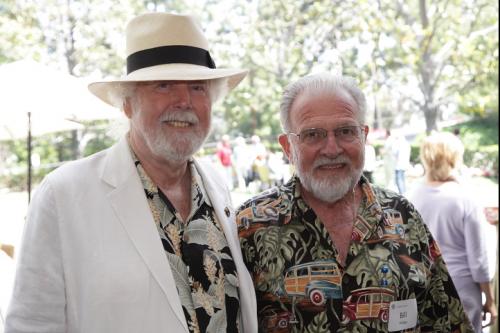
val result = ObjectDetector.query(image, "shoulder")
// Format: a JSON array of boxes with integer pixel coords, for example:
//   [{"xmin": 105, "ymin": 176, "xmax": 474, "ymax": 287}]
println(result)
[
  {"xmin": 371, "ymin": 185, "xmax": 405, "ymax": 205},
  {"xmin": 46, "ymin": 145, "xmax": 111, "ymax": 185},
  {"xmin": 194, "ymin": 158, "xmax": 227, "ymax": 184},
  {"xmin": 237, "ymin": 180, "xmax": 294, "ymax": 213},
  {"xmin": 236, "ymin": 184, "xmax": 294, "ymax": 233},
  {"xmin": 193, "ymin": 158, "xmax": 233, "ymax": 204},
  {"xmin": 372, "ymin": 185, "xmax": 425, "ymax": 226},
  {"xmin": 28, "ymin": 148, "xmax": 112, "ymax": 218}
]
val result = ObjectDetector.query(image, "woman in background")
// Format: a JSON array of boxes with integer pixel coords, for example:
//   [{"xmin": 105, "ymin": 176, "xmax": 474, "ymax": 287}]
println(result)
[{"xmin": 409, "ymin": 131, "xmax": 497, "ymax": 332}]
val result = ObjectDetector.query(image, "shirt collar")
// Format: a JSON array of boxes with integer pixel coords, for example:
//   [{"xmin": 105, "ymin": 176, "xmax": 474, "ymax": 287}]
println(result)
[
  {"xmin": 127, "ymin": 140, "xmax": 212, "ymax": 218},
  {"xmin": 291, "ymin": 174, "xmax": 384, "ymax": 241}
]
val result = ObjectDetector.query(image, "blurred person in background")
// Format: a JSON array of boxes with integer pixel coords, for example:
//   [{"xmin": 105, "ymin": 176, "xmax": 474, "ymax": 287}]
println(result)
[
  {"xmin": 267, "ymin": 150, "xmax": 288, "ymax": 186},
  {"xmin": 232, "ymin": 136, "xmax": 251, "ymax": 190},
  {"xmin": 216, "ymin": 134, "xmax": 234, "ymax": 189},
  {"xmin": 247, "ymin": 135, "xmax": 268, "ymax": 191},
  {"xmin": 391, "ymin": 132, "xmax": 411, "ymax": 195},
  {"xmin": 408, "ymin": 131, "xmax": 497, "ymax": 332},
  {"xmin": 381, "ymin": 129, "xmax": 396, "ymax": 190}
]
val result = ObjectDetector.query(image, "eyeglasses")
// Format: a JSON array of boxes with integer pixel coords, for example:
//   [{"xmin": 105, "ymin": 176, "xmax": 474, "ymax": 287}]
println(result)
[{"xmin": 288, "ymin": 126, "xmax": 365, "ymax": 145}]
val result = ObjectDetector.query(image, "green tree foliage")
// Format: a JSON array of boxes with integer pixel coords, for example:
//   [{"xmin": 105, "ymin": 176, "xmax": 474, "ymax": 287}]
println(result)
[
  {"xmin": 199, "ymin": 0, "xmax": 498, "ymax": 136},
  {"xmin": 199, "ymin": 0, "xmax": 356, "ymax": 138},
  {"xmin": 396, "ymin": 0, "xmax": 499, "ymax": 133},
  {"xmin": 0, "ymin": 0, "xmax": 44, "ymax": 62},
  {"xmin": 2, "ymin": 0, "xmax": 496, "ymax": 134},
  {"xmin": 28, "ymin": 0, "xmax": 145, "ymax": 76},
  {"xmin": 0, "ymin": 0, "xmax": 497, "ymax": 189}
]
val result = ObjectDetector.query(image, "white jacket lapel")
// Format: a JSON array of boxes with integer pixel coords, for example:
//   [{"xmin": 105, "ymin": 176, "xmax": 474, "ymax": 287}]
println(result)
[
  {"xmin": 101, "ymin": 138, "xmax": 188, "ymax": 331},
  {"xmin": 194, "ymin": 159, "xmax": 258, "ymax": 332}
]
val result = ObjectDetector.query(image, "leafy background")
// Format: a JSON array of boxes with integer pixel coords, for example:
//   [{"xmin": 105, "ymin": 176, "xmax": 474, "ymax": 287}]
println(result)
[{"xmin": 0, "ymin": 0, "xmax": 498, "ymax": 190}]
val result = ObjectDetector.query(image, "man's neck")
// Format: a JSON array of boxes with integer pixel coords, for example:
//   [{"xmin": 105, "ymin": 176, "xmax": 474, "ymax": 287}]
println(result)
[
  {"xmin": 301, "ymin": 182, "xmax": 362, "ymax": 266},
  {"xmin": 130, "ymin": 133, "xmax": 194, "ymax": 221}
]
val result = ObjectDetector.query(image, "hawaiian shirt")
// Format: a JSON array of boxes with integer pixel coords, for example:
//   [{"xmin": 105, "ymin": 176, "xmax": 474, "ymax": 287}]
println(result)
[
  {"xmin": 236, "ymin": 175, "xmax": 473, "ymax": 333},
  {"xmin": 133, "ymin": 153, "xmax": 241, "ymax": 333}
]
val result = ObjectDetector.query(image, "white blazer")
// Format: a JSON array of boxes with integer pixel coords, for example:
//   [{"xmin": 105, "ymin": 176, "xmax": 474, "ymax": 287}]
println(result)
[{"xmin": 5, "ymin": 138, "xmax": 257, "ymax": 333}]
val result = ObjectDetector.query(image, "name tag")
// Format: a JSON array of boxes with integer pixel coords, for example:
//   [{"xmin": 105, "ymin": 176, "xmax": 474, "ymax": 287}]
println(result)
[{"xmin": 388, "ymin": 299, "xmax": 417, "ymax": 332}]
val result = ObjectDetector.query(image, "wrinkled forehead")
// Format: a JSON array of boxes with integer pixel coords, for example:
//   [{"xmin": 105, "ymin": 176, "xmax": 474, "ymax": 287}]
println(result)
[
  {"xmin": 295, "ymin": 86, "xmax": 356, "ymax": 107},
  {"xmin": 290, "ymin": 88, "xmax": 359, "ymax": 124}
]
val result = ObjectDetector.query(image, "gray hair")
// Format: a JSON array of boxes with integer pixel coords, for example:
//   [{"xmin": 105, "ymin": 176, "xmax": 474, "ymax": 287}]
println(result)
[
  {"xmin": 280, "ymin": 73, "xmax": 367, "ymax": 132},
  {"xmin": 107, "ymin": 83, "xmax": 136, "ymax": 110},
  {"xmin": 106, "ymin": 78, "xmax": 229, "ymax": 110}
]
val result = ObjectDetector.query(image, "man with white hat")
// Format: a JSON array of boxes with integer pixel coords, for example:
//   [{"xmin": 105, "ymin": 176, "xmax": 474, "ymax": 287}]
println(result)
[{"xmin": 5, "ymin": 13, "xmax": 257, "ymax": 333}]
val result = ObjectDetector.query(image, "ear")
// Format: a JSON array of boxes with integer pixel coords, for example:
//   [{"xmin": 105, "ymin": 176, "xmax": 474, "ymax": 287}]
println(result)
[
  {"xmin": 123, "ymin": 98, "xmax": 133, "ymax": 119},
  {"xmin": 279, "ymin": 134, "xmax": 293, "ymax": 163},
  {"xmin": 363, "ymin": 125, "xmax": 369, "ymax": 141}
]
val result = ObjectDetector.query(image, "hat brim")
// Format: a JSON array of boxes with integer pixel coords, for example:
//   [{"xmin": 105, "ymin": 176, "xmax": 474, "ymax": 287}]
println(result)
[{"xmin": 88, "ymin": 63, "xmax": 248, "ymax": 107}]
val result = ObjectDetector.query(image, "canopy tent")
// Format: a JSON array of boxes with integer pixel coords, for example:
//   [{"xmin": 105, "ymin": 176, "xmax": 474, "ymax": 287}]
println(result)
[
  {"xmin": 0, "ymin": 60, "xmax": 120, "ymax": 202},
  {"xmin": 0, "ymin": 114, "xmax": 83, "ymax": 141}
]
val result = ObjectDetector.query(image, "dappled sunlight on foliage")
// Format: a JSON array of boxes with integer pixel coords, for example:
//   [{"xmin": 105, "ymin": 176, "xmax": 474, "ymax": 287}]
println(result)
[{"xmin": 0, "ymin": 0, "xmax": 497, "ymax": 190}]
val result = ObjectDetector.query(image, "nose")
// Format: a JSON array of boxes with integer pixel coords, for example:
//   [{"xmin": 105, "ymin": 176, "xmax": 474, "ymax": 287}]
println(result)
[
  {"xmin": 172, "ymin": 84, "xmax": 192, "ymax": 109},
  {"xmin": 320, "ymin": 132, "xmax": 344, "ymax": 157}
]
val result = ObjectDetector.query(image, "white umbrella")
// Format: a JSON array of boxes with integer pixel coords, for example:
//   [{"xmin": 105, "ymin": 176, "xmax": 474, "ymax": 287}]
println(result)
[
  {"xmin": 0, "ymin": 114, "xmax": 83, "ymax": 141},
  {"xmin": 0, "ymin": 60, "xmax": 120, "ymax": 201}
]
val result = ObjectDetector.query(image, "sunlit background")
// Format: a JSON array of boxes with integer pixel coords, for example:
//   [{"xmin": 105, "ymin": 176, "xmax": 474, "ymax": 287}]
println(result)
[{"xmin": 0, "ymin": 1, "xmax": 498, "ymax": 331}]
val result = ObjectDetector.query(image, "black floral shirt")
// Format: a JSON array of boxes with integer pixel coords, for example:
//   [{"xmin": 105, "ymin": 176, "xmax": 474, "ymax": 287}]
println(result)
[
  {"xmin": 236, "ymin": 176, "xmax": 473, "ymax": 333},
  {"xmin": 133, "ymin": 154, "xmax": 241, "ymax": 333}
]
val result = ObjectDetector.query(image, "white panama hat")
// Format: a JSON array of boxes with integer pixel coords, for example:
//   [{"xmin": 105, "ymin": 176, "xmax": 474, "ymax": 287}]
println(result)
[{"xmin": 88, "ymin": 12, "xmax": 248, "ymax": 106}]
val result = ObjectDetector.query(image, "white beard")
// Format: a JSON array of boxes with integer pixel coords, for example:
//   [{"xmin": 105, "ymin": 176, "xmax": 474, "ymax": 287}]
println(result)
[
  {"xmin": 147, "ymin": 125, "xmax": 206, "ymax": 162},
  {"xmin": 132, "ymin": 106, "xmax": 208, "ymax": 163},
  {"xmin": 291, "ymin": 146, "xmax": 363, "ymax": 203}
]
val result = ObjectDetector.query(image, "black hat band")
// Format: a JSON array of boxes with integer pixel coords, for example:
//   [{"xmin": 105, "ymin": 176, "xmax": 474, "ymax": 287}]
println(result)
[{"xmin": 127, "ymin": 45, "xmax": 216, "ymax": 74}]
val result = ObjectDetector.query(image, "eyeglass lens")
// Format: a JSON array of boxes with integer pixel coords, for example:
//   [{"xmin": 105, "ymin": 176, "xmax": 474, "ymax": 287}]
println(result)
[{"xmin": 298, "ymin": 126, "xmax": 363, "ymax": 145}]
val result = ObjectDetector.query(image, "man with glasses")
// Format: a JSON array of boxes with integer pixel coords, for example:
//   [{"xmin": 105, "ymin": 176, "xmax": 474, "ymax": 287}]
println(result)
[{"xmin": 236, "ymin": 73, "xmax": 473, "ymax": 332}]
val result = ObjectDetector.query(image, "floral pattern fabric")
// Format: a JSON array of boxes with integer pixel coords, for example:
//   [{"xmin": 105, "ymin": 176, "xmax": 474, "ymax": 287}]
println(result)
[
  {"xmin": 133, "ymin": 155, "xmax": 241, "ymax": 333},
  {"xmin": 236, "ymin": 176, "xmax": 473, "ymax": 333}
]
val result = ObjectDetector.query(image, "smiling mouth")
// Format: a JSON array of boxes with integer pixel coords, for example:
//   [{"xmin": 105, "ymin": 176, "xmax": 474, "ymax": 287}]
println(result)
[
  {"xmin": 164, "ymin": 120, "xmax": 192, "ymax": 128},
  {"xmin": 317, "ymin": 163, "xmax": 345, "ymax": 170}
]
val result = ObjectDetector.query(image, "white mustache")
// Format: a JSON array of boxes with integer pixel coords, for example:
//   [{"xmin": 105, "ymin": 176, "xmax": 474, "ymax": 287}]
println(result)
[
  {"xmin": 160, "ymin": 110, "xmax": 199, "ymax": 124},
  {"xmin": 313, "ymin": 156, "xmax": 350, "ymax": 168}
]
